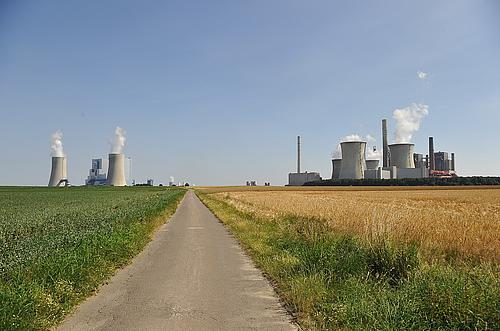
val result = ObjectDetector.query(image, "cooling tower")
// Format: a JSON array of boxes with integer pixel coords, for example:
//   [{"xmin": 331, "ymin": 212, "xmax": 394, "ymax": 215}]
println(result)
[
  {"xmin": 339, "ymin": 141, "xmax": 366, "ymax": 179},
  {"xmin": 365, "ymin": 159, "xmax": 380, "ymax": 170},
  {"xmin": 48, "ymin": 156, "xmax": 66, "ymax": 187},
  {"xmin": 389, "ymin": 143, "xmax": 415, "ymax": 168},
  {"xmin": 331, "ymin": 159, "xmax": 342, "ymax": 179},
  {"xmin": 107, "ymin": 153, "xmax": 127, "ymax": 186}
]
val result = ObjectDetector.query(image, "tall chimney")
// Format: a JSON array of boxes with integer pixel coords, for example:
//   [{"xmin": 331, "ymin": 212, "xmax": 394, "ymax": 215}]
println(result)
[
  {"xmin": 297, "ymin": 136, "xmax": 301, "ymax": 173},
  {"xmin": 451, "ymin": 153, "xmax": 455, "ymax": 171},
  {"xmin": 429, "ymin": 137, "xmax": 435, "ymax": 171},
  {"xmin": 382, "ymin": 119, "xmax": 389, "ymax": 167}
]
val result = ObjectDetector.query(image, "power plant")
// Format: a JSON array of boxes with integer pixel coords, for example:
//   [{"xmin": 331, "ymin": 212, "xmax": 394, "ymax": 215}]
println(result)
[{"xmin": 328, "ymin": 119, "xmax": 457, "ymax": 181}]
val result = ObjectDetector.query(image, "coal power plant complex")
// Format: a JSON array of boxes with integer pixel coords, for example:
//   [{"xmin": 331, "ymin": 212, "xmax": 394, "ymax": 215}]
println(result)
[
  {"xmin": 48, "ymin": 127, "xmax": 130, "ymax": 187},
  {"xmin": 289, "ymin": 114, "xmax": 457, "ymax": 186}
]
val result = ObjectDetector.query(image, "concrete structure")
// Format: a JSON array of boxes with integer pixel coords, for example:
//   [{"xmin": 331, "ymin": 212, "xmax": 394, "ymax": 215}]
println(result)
[
  {"xmin": 364, "ymin": 168, "xmax": 391, "ymax": 179},
  {"xmin": 396, "ymin": 167, "xmax": 429, "ymax": 179},
  {"xmin": 86, "ymin": 158, "xmax": 107, "ymax": 186},
  {"xmin": 297, "ymin": 136, "xmax": 301, "ymax": 173},
  {"xmin": 107, "ymin": 153, "xmax": 127, "ymax": 186},
  {"xmin": 339, "ymin": 141, "xmax": 366, "ymax": 179},
  {"xmin": 451, "ymin": 153, "xmax": 455, "ymax": 171},
  {"xmin": 389, "ymin": 143, "xmax": 415, "ymax": 169},
  {"xmin": 288, "ymin": 172, "xmax": 321, "ymax": 186},
  {"xmin": 429, "ymin": 137, "xmax": 435, "ymax": 171},
  {"xmin": 331, "ymin": 159, "xmax": 342, "ymax": 179},
  {"xmin": 435, "ymin": 152, "xmax": 450, "ymax": 171},
  {"xmin": 382, "ymin": 119, "xmax": 389, "ymax": 167},
  {"xmin": 414, "ymin": 153, "xmax": 425, "ymax": 169},
  {"xmin": 365, "ymin": 159, "xmax": 380, "ymax": 170},
  {"xmin": 48, "ymin": 156, "xmax": 68, "ymax": 187}
]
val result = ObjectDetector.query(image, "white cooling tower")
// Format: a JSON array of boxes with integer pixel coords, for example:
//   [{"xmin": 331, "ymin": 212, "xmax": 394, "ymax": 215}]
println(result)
[
  {"xmin": 365, "ymin": 159, "xmax": 380, "ymax": 170},
  {"xmin": 331, "ymin": 159, "xmax": 342, "ymax": 179},
  {"xmin": 389, "ymin": 143, "xmax": 415, "ymax": 168},
  {"xmin": 107, "ymin": 153, "xmax": 127, "ymax": 186},
  {"xmin": 48, "ymin": 156, "xmax": 67, "ymax": 187},
  {"xmin": 339, "ymin": 141, "xmax": 366, "ymax": 179}
]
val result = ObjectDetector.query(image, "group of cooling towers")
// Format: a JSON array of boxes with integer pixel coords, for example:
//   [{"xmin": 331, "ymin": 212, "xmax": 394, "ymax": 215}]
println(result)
[
  {"xmin": 48, "ymin": 153, "xmax": 125, "ymax": 187},
  {"xmin": 330, "ymin": 119, "xmax": 456, "ymax": 180}
]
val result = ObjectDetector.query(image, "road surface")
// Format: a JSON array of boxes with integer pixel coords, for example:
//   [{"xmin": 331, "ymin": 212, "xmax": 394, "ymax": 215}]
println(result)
[{"xmin": 57, "ymin": 190, "xmax": 296, "ymax": 331}]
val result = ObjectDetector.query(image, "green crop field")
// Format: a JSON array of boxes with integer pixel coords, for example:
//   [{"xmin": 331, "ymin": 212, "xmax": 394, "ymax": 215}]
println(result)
[{"xmin": 0, "ymin": 186, "xmax": 185, "ymax": 330}]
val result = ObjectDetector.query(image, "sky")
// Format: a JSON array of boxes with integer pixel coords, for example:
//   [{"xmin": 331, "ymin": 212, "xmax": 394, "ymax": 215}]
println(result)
[{"xmin": 1, "ymin": 0, "xmax": 499, "ymax": 186}]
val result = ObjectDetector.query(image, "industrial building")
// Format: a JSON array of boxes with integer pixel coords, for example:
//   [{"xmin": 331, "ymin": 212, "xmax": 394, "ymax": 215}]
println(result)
[
  {"xmin": 288, "ymin": 136, "xmax": 322, "ymax": 186},
  {"xmin": 85, "ymin": 159, "xmax": 107, "ymax": 186}
]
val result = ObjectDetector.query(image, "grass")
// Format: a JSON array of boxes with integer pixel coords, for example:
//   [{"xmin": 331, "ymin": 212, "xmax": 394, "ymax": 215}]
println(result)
[
  {"xmin": 0, "ymin": 186, "xmax": 185, "ymax": 330},
  {"xmin": 196, "ymin": 188, "xmax": 500, "ymax": 330}
]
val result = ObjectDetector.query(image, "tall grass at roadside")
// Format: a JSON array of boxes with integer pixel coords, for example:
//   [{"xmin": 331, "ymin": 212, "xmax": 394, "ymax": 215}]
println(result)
[
  {"xmin": 197, "ymin": 191, "xmax": 499, "ymax": 330},
  {"xmin": 0, "ymin": 187, "xmax": 185, "ymax": 330}
]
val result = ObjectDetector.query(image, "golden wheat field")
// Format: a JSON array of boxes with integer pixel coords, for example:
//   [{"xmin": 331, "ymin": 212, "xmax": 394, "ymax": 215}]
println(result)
[{"xmin": 206, "ymin": 187, "xmax": 500, "ymax": 262}]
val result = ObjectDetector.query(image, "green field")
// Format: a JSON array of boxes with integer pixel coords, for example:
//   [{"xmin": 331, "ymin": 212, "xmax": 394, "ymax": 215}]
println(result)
[{"xmin": 0, "ymin": 186, "xmax": 185, "ymax": 330}]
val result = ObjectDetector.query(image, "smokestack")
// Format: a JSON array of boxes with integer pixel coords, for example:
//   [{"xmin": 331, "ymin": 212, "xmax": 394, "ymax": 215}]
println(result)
[
  {"xmin": 339, "ymin": 141, "xmax": 366, "ymax": 179},
  {"xmin": 382, "ymin": 119, "xmax": 389, "ymax": 167},
  {"xmin": 451, "ymin": 153, "xmax": 455, "ymax": 171},
  {"xmin": 107, "ymin": 153, "xmax": 127, "ymax": 186},
  {"xmin": 297, "ymin": 136, "xmax": 301, "ymax": 173},
  {"xmin": 389, "ymin": 143, "xmax": 415, "ymax": 168},
  {"xmin": 48, "ymin": 156, "xmax": 66, "ymax": 187},
  {"xmin": 429, "ymin": 137, "xmax": 435, "ymax": 171}
]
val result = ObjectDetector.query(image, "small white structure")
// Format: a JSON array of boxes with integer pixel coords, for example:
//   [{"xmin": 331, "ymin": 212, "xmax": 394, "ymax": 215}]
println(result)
[
  {"xmin": 364, "ymin": 168, "xmax": 391, "ymax": 179},
  {"xmin": 339, "ymin": 141, "xmax": 366, "ymax": 179},
  {"xmin": 107, "ymin": 153, "xmax": 127, "ymax": 186},
  {"xmin": 288, "ymin": 172, "xmax": 322, "ymax": 186}
]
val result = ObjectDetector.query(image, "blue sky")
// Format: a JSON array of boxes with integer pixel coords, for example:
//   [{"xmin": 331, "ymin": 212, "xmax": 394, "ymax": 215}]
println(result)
[{"xmin": 1, "ymin": 1, "xmax": 499, "ymax": 185}]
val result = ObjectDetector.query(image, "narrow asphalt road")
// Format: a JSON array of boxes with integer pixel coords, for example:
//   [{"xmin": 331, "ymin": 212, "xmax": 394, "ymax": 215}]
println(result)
[{"xmin": 57, "ymin": 190, "xmax": 296, "ymax": 331}]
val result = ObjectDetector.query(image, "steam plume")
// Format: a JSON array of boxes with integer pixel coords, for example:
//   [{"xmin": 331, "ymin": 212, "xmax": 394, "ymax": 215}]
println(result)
[
  {"xmin": 111, "ymin": 127, "xmax": 126, "ymax": 154},
  {"xmin": 367, "ymin": 146, "xmax": 382, "ymax": 160},
  {"xmin": 393, "ymin": 103, "xmax": 428, "ymax": 143},
  {"xmin": 51, "ymin": 131, "xmax": 64, "ymax": 157},
  {"xmin": 417, "ymin": 71, "xmax": 428, "ymax": 80},
  {"xmin": 332, "ymin": 144, "xmax": 341, "ymax": 159},
  {"xmin": 341, "ymin": 134, "xmax": 363, "ymax": 142}
]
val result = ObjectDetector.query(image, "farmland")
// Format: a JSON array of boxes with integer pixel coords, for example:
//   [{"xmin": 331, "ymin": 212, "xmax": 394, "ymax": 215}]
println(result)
[
  {"xmin": 196, "ymin": 186, "xmax": 500, "ymax": 330},
  {"xmin": 0, "ymin": 186, "xmax": 185, "ymax": 330}
]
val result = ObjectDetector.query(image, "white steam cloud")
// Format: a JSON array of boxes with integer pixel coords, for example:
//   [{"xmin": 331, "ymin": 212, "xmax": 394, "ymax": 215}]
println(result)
[
  {"xmin": 417, "ymin": 71, "xmax": 428, "ymax": 80},
  {"xmin": 111, "ymin": 127, "xmax": 126, "ymax": 154},
  {"xmin": 367, "ymin": 146, "xmax": 382, "ymax": 160},
  {"xmin": 332, "ymin": 144, "xmax": 342, "ymax": 159},
  {"xmin": 341, "ymin": 134, "xmax": 363, "ymax": 142},
  {"xmin": 51, "ymin": 131, "xmax": 64, "ymax": 157},
  {"xmin": 393, "ymin": 103, "xmax": 428, "ymax": 143}
]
